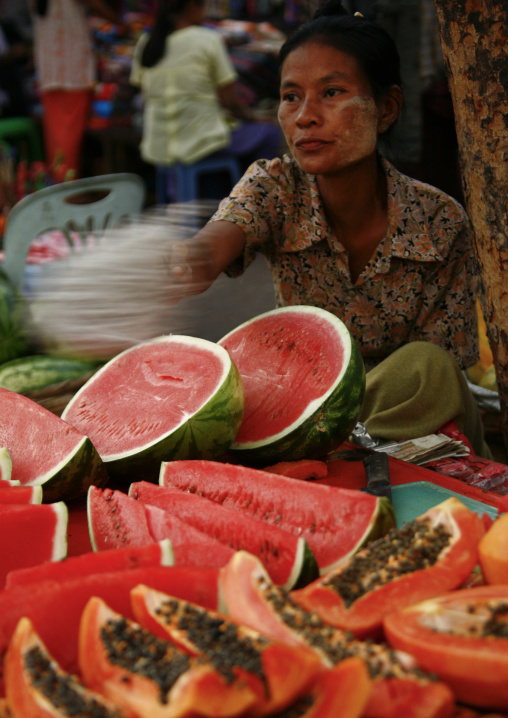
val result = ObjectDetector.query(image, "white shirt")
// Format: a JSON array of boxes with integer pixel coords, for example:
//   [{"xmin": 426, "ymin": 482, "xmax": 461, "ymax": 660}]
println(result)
[{"xmin": 130, "ymin": 25, "xmax": 237, "ymax": 166}]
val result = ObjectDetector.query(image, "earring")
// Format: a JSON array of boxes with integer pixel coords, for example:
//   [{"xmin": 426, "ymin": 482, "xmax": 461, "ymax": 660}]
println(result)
[{"xmin": 380, "ymin": 123, "xmax": 390, "ymax": 133}]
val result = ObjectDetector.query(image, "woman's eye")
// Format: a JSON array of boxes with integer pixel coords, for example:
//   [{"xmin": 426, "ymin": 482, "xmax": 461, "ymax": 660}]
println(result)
[
  {"xmin": 325, "ymin": 87, "xmax": 343, "ymax": 98},
  {"xmin": 281, "ymin": 92, "xmax": 298, "ymax": 103}
]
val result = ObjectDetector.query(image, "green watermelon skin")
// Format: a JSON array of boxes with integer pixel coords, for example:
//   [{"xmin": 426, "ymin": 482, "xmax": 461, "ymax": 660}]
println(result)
[
  {"xmin": 0, "ymin": 389, "xmax": 108, "ymax": 503},
  {"xmin": 218, "ymin": 306, "xmax": 366, "ymax": 465},
  {"xmin": 0, "ymin": 354, "xmax": 98, "ymax": 394},
  {"xmin": 61, "ymin": 336, "xmax": 245, "ymax": 483},
  {"xmin": 160, "ymin": 460, "xmax": 395, "ymax": 575}
]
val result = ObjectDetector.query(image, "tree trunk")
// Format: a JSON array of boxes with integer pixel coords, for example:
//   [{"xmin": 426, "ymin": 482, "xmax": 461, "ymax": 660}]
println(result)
[{"xmin": 433, "ymin": 0, "xmax": 508, "ymax": 456}]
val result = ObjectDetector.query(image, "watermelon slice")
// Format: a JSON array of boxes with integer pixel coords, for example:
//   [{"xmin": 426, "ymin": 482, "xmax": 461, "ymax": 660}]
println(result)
[
  {"xmin": 0, "ymin": 388, "xmax": 108, "ymax": 502},
  {"xmin": 218, "ymin": 305, "xmax": 366, "ymax": 463},
  {"xmin": 0, "ymin": 565, "xmax": 220, "ymax": 695},
  {"xmin": 159, "ymin": 460, "xmax": 395, "ymax": 574},
  {"xmin": 5, "ymin": 539, "xmax": 173, "ymax": 588},
  {"xmin": 61, "ymin": 335, "xmax": 245, "ymax": 483},
  {"xmin": 87, "ymin": 485, "xmax": 235, "ymax": 569},
  {"xmin": 129, "ymin": 480, "xmax": 319, "ymax": 589},
  {"xmin": 0, "ymin": 502, "xmax": 68, "ymax": 588},
  {"xmin": 0, "ymin": 447, "xmax": 12, "ymax": 481},
  {"xmin": 0, "ymin": 484, "xmax": 42, "ymax": 504}
]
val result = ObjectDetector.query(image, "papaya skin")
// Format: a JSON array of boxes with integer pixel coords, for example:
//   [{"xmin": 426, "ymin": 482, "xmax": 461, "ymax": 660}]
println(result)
[{"xmin": 478, "ymin": 512, "xmax": 508, "ymax": 584}]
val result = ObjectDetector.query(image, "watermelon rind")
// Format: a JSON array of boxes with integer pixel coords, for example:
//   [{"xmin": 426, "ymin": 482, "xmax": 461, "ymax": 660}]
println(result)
[
  {"xmin": 0, "ymin": 447, "xmax": 12, "ymax": 481},
  {"xmin": 219, "ymin": 306, "xmax": 366, "ymax": 464},
  {"xmin": 62, "ymin": 336, "xmax": 245, "ymax": 483},
  {"xmin": 291, "ymin": 541, "xmax": 320, "ymax": 590},
  {"xmin": 50, "ymin": 501, "xmax": 69, "ymax": 561},
  {"xmin": 28, "ymin": 435, "xmax": 108, "ymax": 504}
]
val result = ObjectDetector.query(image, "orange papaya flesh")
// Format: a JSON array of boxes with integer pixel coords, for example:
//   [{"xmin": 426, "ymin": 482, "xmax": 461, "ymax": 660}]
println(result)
[
  {"xmin": 4, "ymin": 616, "xmax": 123, "ymax": 718},
  {"xmin": 291, "ymin": 497, "xmax": 485, "ymax": 639},
  {"xmin": 219, "ymin": 551, "xmax": 455, "ymax": 718},
  {"xmin": 79, "ymin": 596, "xmax": 258, "ymax": 718},
  {"xmin": 0, "ymin": 565, "xmax": 219, "ymax": 697},
  {"xmin": 478, "ymin": 512, "xmax": 508, "ymax": 584},
  {"xmin": 130, "ymin": 584, "xmax": 323, "ymax": 716},
  {"xmin": 273, "ymin": 658, "xmax": 372, "ymax": 718}
]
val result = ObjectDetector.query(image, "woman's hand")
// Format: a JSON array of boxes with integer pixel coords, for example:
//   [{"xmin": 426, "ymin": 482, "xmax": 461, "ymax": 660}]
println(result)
[{"xmin": 165, "ymin": 220, "xmax": 246, "ymax": 304}]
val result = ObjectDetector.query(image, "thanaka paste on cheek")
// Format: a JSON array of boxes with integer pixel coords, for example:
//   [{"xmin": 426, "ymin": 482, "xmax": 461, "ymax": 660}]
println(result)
[{"xmin": 330, "ymin": 95, "xmax": 379, "ymax": 169}]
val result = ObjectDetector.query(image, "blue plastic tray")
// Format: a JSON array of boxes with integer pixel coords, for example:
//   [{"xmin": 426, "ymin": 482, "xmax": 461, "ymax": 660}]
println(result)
[{"xmin": 392, "ymin": 480, "xmax": 498, "ymax": 526}]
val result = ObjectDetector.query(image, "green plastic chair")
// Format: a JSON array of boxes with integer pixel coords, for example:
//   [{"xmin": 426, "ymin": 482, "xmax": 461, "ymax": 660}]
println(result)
[{"xmin": 2, "ymin": 173, "xmax": 146, "ymax": 290}]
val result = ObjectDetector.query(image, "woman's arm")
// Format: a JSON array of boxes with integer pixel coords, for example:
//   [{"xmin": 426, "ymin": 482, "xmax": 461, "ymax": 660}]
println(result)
[{"xmin": 169, "ymin": 219, "xmax": 246, "ymax": 299}]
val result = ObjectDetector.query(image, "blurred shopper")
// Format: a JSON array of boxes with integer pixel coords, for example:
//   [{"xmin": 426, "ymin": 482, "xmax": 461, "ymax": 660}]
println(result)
[
  {"xmin": 32, "ymin": 0, "xmax": 118, "ymax": 177},
  {"xmin": 130, "ymin": 0, "xmax": 282, "ymax": 186}
]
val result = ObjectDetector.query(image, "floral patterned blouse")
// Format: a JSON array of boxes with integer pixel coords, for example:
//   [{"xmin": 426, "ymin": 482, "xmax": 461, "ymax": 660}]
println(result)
[{"xmin": 211, "ymin": 155, "xmax": 479, "ymax": 371}]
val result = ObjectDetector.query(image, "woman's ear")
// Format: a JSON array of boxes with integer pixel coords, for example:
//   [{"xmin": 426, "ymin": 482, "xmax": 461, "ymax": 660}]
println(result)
[{"xmin": 377, "ymin": 85, "xmax": 403, "ymax": 134}]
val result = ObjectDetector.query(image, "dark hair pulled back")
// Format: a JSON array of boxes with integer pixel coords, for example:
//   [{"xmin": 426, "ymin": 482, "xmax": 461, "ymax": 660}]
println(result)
[
  {"xmin": 141, "ymin": 0, "xmax": 202, "ymax": 68},
  {"xmin": 35, "ymin": 0, "xmax": 49, "ymax": 17},
  {"xmin": 279, "ymin": 0, "xmax": 402, "ymax": 100}
]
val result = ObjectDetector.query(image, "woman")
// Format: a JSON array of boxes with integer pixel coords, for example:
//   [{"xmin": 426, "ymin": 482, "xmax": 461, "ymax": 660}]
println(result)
[
  {"xmin": 32, "ymin": 0, "xmax": 118, "ymax": 177},
  {"xmin": 130, "ymin": 0, "xmax": 282, "ymax": 182},
  {"xmin": 169, "ymin": 1, "xmax": 488, "ymax": 457}
]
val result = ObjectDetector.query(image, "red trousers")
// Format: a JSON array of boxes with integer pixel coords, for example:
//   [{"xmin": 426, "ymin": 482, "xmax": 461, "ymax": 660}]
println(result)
[{"xmin": 40, "ymin": 89, "xmax": 93, "ymax": 178}]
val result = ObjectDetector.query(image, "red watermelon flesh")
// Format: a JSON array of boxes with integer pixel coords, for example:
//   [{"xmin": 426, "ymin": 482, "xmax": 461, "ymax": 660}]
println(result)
[
  {"xmin": 5, "ymin": 539, "xmax": 173, "ymax": 589},
  {"xmin": 64, "ymin": 340, "xmax": 226, "ymax": 456},
  {"xmin": 0, "ymin": 502, "xmax": 68, "ymax": 588},
  {"xmin": 129, "ymin": 481, "xmax": 319, "ymax": 589},
  {"xmin": 264, "ymin": 459, "xmax": 328, "ymax": 481},
  {"xmin": 221, "ymin": 310, "xmax": 344, "ymax": 443},
  {"xmin": 0, "ymin": 388, "xmax": 108, "ymax": 502},
  {"xmin": 0, "ymin": 484, "xmax": 42, "ymax": 504},
  {"xmin": 159, "ymin": 460, "xmax": 395, "ymax": 575},
  {"xmin": 88, "ymin": 485, "xmax": 235, "ymax": 569},
  {"xmin": 0, "ymin": 565, "xmax": 219, "ymax": 696}
]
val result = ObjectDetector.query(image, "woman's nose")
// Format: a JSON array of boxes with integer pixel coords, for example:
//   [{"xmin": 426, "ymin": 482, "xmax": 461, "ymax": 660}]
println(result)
[{"xmin": 296, "ymin": 98, "xmax": 320, "ymax": 126}]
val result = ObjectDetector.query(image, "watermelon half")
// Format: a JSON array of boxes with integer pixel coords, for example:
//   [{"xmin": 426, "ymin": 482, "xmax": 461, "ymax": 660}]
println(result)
[
  {"xmin": 218, "ymin": 305, "xmax": 365, "ymax": 464},
  {"xmin": 0, "ymin": 502, "xmax": 68, "ymax": 588},
  {"xmin": 0, "ymin": 388, "xmax": 108, "ymax": 502},
  {"xmin": 61, "ymin": 335, "xmax": 245, "ymax": 482}
]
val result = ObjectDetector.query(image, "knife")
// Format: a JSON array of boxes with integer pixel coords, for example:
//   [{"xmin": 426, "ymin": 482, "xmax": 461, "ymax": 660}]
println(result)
[{"xmin": 361, "ymin": 452, "xmax": 392, "ymax": 502}]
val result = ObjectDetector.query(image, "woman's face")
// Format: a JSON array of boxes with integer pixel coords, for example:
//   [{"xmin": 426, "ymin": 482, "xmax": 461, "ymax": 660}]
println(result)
[{"xmin": 278, "ymin": 41, "xmax": 383, "ymax": 176}]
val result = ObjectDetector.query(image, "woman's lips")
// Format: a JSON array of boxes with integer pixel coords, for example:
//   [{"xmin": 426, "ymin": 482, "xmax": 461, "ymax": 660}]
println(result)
[{"xmin": 295, "ymin": 139, "xmax": 328, "ymax": 151}]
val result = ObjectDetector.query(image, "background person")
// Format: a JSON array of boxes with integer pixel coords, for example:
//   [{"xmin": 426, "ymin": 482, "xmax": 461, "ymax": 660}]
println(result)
[
  {"xmin": 129, "ymin": 0, "xmax": 283, "ymax": 196},
  {"xmin": 32, "ymin": 0, "xmax": 119, "ymax": 177}
]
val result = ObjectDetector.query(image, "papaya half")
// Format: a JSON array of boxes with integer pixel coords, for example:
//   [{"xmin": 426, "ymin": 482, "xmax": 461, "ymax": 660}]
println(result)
[{"xmin": 290, "ymin": 497, "xmax": 485, "ymax": 639}]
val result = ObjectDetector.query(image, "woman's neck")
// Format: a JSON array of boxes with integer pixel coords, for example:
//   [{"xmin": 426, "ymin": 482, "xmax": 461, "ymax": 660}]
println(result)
[{"xmin": 317, "ymin": 155, "xmax": 388, "ymax": 282}]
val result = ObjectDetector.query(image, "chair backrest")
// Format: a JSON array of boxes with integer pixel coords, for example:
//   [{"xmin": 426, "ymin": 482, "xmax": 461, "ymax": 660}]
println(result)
[{"xmin": 2, "ymin": 173, "xmax": 146, "ymax": 290}]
